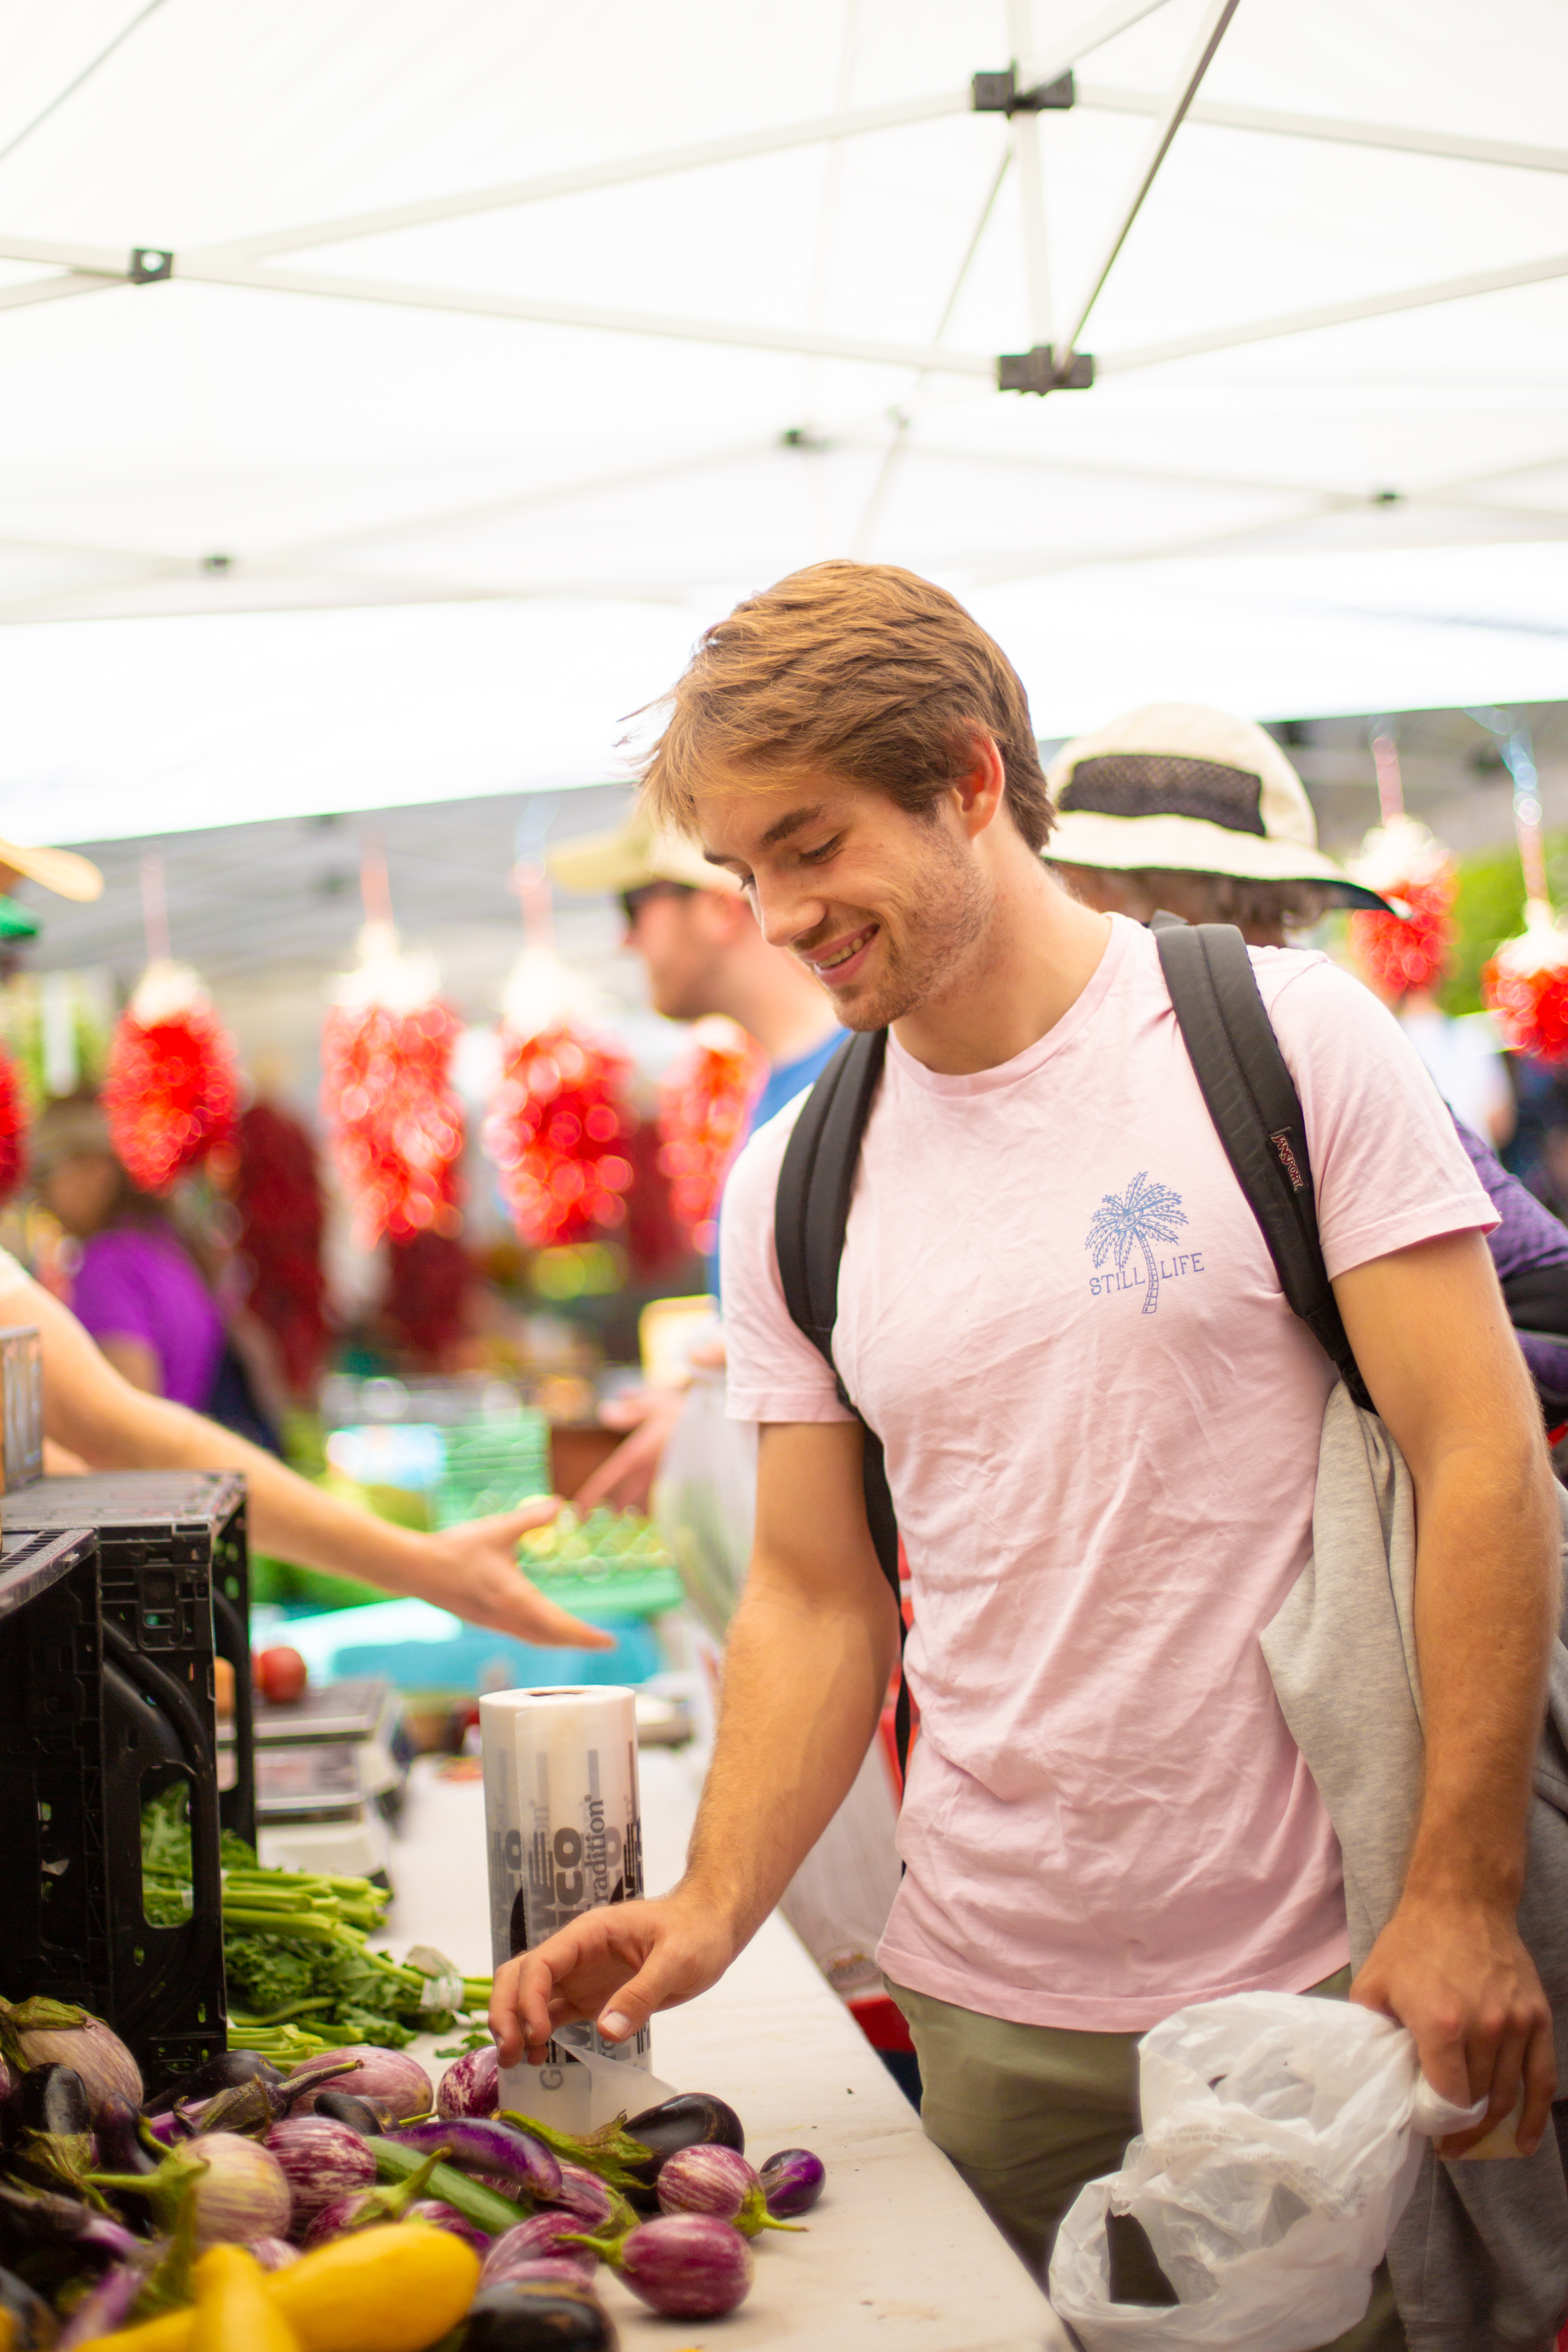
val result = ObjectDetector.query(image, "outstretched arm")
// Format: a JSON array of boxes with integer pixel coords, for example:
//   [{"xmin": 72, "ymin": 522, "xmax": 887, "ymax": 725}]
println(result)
[
  {"xmin": 1335, "ymin": 1227, "xmax": 1560, "ymax": 2154},
  {"xmin": 491, "ymin": 1416, "xmax": 899, "ymax": 2062},
  {"xmin": 8, "ymin": 1269, "xmax": 612, "ymax": 1651}
]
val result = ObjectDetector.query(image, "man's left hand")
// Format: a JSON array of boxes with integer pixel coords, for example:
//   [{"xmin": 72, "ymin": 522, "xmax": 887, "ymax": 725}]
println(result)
[
  {"xmin": 411, "ymin": 1500, "xmax": 616, "ymax": 1651},
  {"xmin": 1352, "ymin": 1890, "xmax": 1555, "ymax": 2157}
]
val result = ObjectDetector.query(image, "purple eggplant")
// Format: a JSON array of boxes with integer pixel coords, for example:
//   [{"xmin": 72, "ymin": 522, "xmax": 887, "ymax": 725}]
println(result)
[
  {"xmin": 247, "ymin": 2235, "xmax": 298, "ymax": 2271},
  {"xmin": 0, "ymin": 2181, "xmax": 140, "ymax": 2267},
  {"xmin": 18, "ymin": 2066, "xmax": 95, "ymax": 2191},
  {"xmin": 475, "ymin": 2255, "xmax": 598, "ymax": 2295},
  {"xmin": 0, "ymin": 2000, "xmax": 143, "ymax": 2124},
  {"xmin": 480, "ymin": 2213, "xmax": 599, "ymax": 2277},
  {"xmin": 620, "ymin": 2092, "xmax": 743, "ymax": 2213},
  {"xmin": 95, "ymin": 2096, "xmax": 156, "ymax": 2177},
  {"xmin": 264, "ymin": 2117, "xmax": 375, "ymax": 2232},
  {"xmin": 461, "ymin": 2278, "xmax": 618, "ymax": 2350},
  {"xmin": 547, "ymin": 2164, "xmax": 618, "ymax": 2230},
  {"xmin": 759, "ymin": 2145, "xmax": 826, "ymax": 2218},
  {"xmin": 406, "ymin": 2199, "xmax": 490, "ymax": 2256},
  {"xmin": 390, "ymin": 2118, "xmax": 560, "ymax": 2206},
  {"xmin": 56, "ymin": 2259, "xmax": 142, "ymax": 2348},
  {"xmin": 481, "ymin": 2226, "xmax": 596, "ymax": 2288},
  {"xmin": 655, "ymin": 2143, "xmax": 801, "ymax": 2236},
  {"xmin": 304, "ymin": 2145, "xmax": 452, "ymax": 2249},
  {"xmin": 576, "ymin": 2213, "xmax": 754, "ymax": 2319},
  {"xmin": 437, "ymin": 2045, "xmax": 499, "ymax": 2121},
  {"xmin": 145, "ymin": 2051, "xmax": 280, "ymax": 2117},
  {"xmin": 143, "ymin": 2110, "xmax": 189, "ymax": 2150},
  {"xmin": 286, "ymin": 2049, "xmax": 430, "ymax": 2121},
  {"xmin": 311, "ymin": 2092, "xmax": 395, "ymax": 2138},
  {"xmin": 94, "ymin": 2130, "xmax": 292, "ymax": 2248}
]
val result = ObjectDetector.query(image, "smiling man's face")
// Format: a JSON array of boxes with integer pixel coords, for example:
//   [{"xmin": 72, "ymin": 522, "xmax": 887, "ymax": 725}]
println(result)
[{"xmin": 693, "ymin": 767, "xmax": 989, "ymax": 1033}]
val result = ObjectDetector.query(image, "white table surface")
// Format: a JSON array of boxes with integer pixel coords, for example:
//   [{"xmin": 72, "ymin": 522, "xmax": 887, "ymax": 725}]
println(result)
[{"xmin": 383, "ymin": 1752, "xmax": 1068, "ymax": 2351}]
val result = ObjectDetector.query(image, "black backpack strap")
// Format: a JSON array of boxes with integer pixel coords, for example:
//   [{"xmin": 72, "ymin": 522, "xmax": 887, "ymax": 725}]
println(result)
[
  {"xmin": 774, "ymin": 1029, "xmax": 912, "ymax": 1774},
  {"xmin": 1154, "ymin": 919, "xmax": 1373, "ymax": 1411}
]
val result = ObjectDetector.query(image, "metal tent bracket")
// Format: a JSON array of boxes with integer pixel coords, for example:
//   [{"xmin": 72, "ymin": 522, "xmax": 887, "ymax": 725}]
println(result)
[
  {"xmin": 972, "ymin": 68, "xmax": 1075, "ymax": 115},
  {"xmin": 997, "ymin": 343, "xmax": 1095, "ymax": 393},
  {"xmin": 130, "ymin": 247, "xmax": 173, "ymax": 282}
]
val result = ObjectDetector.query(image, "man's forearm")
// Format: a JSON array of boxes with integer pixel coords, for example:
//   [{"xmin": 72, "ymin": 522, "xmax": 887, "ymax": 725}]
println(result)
[
  {"xmin": 1405, "ymin": 1441, "xmax": 1558, "ymax": 1906},
  {"xmin": 681, "ymin": 1561, "xmax": 898, "ymax": 1951}
]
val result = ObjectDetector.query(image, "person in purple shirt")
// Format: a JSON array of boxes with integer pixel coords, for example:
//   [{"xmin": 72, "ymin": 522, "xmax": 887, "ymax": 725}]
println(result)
[{"xmin": 32, "ymin": 1095, "xmax": 266, "ymax": 1438}]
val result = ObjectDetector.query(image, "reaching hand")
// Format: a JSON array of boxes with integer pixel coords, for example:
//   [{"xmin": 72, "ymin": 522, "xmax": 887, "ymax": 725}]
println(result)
[
  {"xmin": 412, "ymin": 1499, "xmax": 616, "ymax": 1650},
  {"xmin": 573, "ymin": 1387, "xmax": 689, "ymax": 1514},
  {"xmin": 1351, "ymin": 1889, "xmax": 1555, "ymax": 2157},
  {"xmin": 489, "ymin": 1891, "xmax": 738, "ymax": 2065}
]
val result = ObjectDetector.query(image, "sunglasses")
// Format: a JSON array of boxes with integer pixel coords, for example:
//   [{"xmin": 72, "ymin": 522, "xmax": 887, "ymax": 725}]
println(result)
[{"xmin": 619, "ymin": 881, "xmax": 695, "ymax": 925}]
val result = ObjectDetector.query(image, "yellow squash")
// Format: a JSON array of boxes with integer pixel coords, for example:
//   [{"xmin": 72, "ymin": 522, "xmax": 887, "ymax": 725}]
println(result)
[
  {"xmin": 74, "ymin": 2224, "xmax": 481, "ymax": 2352},
  {"xmin": 188, "ymin": 2248, "xmax": 300, "ymax": 2352}
]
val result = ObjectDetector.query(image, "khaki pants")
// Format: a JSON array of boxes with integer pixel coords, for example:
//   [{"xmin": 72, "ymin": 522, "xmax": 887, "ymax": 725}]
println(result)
[{"xmin": 888, "ymin": 1969, "xmax": 1405, "ymax": 2352}]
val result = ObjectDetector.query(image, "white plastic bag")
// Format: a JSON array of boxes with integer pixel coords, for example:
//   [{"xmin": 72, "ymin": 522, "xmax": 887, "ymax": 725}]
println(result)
[{"xmin": 1049, "ymin": 1991, "xmax": 1483, "ymax": 2352}]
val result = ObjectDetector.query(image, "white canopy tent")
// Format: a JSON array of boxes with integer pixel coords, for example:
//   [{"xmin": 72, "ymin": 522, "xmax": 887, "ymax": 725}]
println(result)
[{"xmin": 0, "ymin": 0, "xmax": 1564, "ymax": 839}]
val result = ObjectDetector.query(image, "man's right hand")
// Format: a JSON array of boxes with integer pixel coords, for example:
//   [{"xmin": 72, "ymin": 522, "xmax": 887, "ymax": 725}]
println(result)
[{"xmin": 489, "ymin": 1891, "xmax": 738, "ymax": 2065}]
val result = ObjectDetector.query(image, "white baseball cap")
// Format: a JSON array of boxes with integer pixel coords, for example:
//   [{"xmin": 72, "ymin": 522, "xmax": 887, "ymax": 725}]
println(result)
[
  {"xmin": 1045, "ymin": 704, "xmax": 1388, "ymax": 910},
  {"xmin": 546, "ymin": 807, "xmax": 741, "ymax": 897}
]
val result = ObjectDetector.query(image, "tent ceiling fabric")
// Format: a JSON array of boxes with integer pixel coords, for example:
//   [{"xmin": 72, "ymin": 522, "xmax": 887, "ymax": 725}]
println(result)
[{"xmin": 0, "ymin": 0, "xmax": 1564, "ymax": 839}]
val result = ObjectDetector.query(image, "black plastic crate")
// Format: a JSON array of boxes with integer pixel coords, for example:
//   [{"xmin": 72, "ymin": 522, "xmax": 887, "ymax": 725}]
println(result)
[
  {"xmin": 0, "ymin": 1522, "xmax": 229, "ymax": 2091},
  {"xmin": 3, "ymin": 1472, "xmax": 255, "ymax": 1849}
]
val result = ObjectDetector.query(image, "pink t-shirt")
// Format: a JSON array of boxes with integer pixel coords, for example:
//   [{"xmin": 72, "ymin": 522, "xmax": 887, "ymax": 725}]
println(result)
[{"xmin": 721, "ymin": 915, "xmax": 1497, "ymax": 2032}]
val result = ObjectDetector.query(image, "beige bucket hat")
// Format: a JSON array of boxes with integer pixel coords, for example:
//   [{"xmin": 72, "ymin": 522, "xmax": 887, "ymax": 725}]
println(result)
[
  {"xmin": 546, "ymin": 807, "xmax": 741, "ymax": 896},
  {"xmin": 1045, "ymin": 704, "xmax": 1389, "ymax": 910},
  {"xmin": 0, "ymin": 837, "xmax": 103, "ymax": 902}
]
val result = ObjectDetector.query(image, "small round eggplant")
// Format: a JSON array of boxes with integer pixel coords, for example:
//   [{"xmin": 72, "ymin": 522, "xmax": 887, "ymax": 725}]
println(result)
[
  {"xmin": 547, "ymin": 2164, "xmax": 618, "ymax": 2230},
  {"xmin": 759, "ymin": 2145, "xmax": 826, "ymax": 2218},
  {"xmin": 437, "ymin": 2044, "xmax": 499, "ymax": 2121},
  {"xmin": 655, "ymin": 2144, "xmax": 797, "ymax": 2236},
  {"xmin": 391, "ymin": 2118, "xmax": 560, "ymax": 2206},
  {"xmin": 183, "ymin": 2132, "xmax": 292, "ymax": 2247},
  {"xmin": 406, "ymin": 2199, "xmax": 490, "ymax": 2256},
  {"xmin": 286, "ymin": 2048, "xmax": 431, "ymax": 2121},
  {"xmin": 54, "ymin": 2258, "xmax": 140, "ymax": 2348},
  {"xmin": 311, "ymin": 2091, "xmax": 395, "ymax": 2138},
  {"xmin": 246, "ymin": 2235, "xmax": 298, "ymax": 2271},
  {"xmin": 481, "ymin": 2213, "xmax": 598, "ymax": 2277},
  {"xmin": 4, "ymin": 2007, "xmax": 142, "ymax": 2124},
  {"xmin": 620, "ymin": 2092, "xmax": 744, "ymax": 2214},
  {"xmin": 592, "ymin": 2213, "xmax": 753, "ymax": 2319},
  {"xmin": 479, "ymin": 2230, "xmax": 595, "ymax": 2286},
  {"xmin": 461, "ymin": 2279, "xmax": 618, "ymax": 2350},
  {"xmin": 144, "ymin": 2050, "xmax": 280, "ymax": 2117},
  {"xmin": 264, "ymin": 2117, "xmax": 375, "ymax": 2231}
]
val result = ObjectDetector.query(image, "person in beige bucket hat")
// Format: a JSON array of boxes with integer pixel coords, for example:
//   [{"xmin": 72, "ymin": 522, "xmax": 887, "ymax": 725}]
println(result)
[
  {"xmin": 1044, "ymin": 702, "xmax": 1389, "ymax": 944},
  {"xmin": 0, "ymin": 835, "xmax": 103, "ymax": 904}
]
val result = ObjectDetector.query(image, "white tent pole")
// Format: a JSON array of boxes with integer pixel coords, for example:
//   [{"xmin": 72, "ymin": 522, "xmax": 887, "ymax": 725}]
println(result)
[
  {"xmin": 1007, "ymin": 0, "xmax": 1054, "ymax": 346},
  {"xmin": 1100, "ymin": 249, "xmax": 1568, "ymax": 371},
  {"xmin": 195, "ymin": 92, "xmax": 974, "ymax": 264},
  {"xmin": 1076, "ymin": 84, "xmax": 1568, "ymax": 175},
  {"xmin": 165, "ymin": 255, "xmax": 999, "ymax": 376},
  {"xmin": 1062, "ymin": 0, "xmax": 1242, "ymax": 355},
  {"xmin": 0, "ymin": 271, "xmax": 120, "ymax": 315}
]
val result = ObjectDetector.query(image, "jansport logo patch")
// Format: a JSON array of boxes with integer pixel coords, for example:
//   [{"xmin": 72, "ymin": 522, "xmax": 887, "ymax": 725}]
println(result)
[{"xmin": 1084, "ymin": 1172, "xmax": 1196, "ymax": 1315}]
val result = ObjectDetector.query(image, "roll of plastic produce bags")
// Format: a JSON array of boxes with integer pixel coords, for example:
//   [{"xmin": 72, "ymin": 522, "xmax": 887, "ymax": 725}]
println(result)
[{"xmin": 1049, "ymin": 1991, "xmax": 1483, "ymax": 2351}]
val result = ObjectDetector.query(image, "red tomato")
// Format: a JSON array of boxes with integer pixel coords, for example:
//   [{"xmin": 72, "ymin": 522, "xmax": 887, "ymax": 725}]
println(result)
[{"xmin": 255, "ymin": 1646, "xmax": 309, "ymax": 1706}]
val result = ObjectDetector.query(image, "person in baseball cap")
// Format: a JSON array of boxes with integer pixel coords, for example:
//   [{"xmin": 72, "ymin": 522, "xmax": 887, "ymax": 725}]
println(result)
[{"xmin": 1043, "ymin": 702, "xmax": 1389, "ymax": 945}]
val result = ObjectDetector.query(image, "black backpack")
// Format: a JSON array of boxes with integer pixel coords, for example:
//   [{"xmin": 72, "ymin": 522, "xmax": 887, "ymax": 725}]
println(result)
[{"xmin": 774, "ymin": 919, "xmax": 1371, "ymax": 1775}]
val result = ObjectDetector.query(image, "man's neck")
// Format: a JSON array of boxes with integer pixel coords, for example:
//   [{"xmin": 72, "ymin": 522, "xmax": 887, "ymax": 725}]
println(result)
[{"xmin": 893, "ymin": 856, "xmax": 1113, "ymax": 1077}]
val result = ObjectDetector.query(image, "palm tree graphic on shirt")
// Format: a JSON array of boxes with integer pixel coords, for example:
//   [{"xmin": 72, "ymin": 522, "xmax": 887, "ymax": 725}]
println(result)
[{"xmin": 1085, "ymin": 1172, "xmax": 1189, "ymax": 1315}]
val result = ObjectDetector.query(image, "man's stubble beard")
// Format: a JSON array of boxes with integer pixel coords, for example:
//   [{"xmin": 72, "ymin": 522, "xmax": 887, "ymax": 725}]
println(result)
[{"xmin": 830, "ymin": 825, "xmax": 990, "ymax": 1034}]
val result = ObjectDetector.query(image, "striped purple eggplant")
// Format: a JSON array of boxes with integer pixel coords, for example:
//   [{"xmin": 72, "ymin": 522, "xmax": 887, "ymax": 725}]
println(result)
[{"xmin": 390, "ymin": 2116, "xmax": 559, "ymax": 2204}]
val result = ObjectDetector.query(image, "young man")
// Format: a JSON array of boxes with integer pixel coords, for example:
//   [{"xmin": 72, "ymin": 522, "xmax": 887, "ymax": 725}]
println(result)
[
  {"xmin": 548, "ymin": 809, "xmax": 840, "ymax": 1509},
  {"xmin": 493, "ymin": 564, "xmax": 1559, "ymax": 2329}
]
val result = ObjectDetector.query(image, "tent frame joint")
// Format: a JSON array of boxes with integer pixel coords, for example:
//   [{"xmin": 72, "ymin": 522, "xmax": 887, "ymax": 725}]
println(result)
[
  {"xmin": 997, "ymin": 343, "xmax": 1095, "ymax": 393},
  {"xmin": 130, "ymin": 246, "xmax": 174, "ymax": 283},
  {"xmin": 972, "ymin": 68, "xmax": 1075, "ymax": 117}
]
